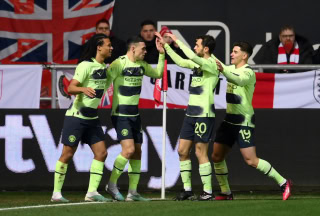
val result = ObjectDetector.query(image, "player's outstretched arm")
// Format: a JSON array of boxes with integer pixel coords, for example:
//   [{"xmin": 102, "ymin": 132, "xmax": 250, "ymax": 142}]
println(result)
[
  {"xmin": 164, "ymin": 43, "xmax": 198, "ymax": 69},
  {"xmin": 144, "ymin": 53, "xmax": 165, "ymax": 79},
  {"xmin": 214, "ymin": 56, "xmax": 253, "ymax": 86},
  {"xmin": 221, "ymin": 65, "xmax": 254, "ymax": 86},
  {"xmin": 155, "ymin": 31, "xmax": 198, "ymax": 69},
  {"xmin": 166, "ymin": 33, "xmax": 208, "ymax": 67}
]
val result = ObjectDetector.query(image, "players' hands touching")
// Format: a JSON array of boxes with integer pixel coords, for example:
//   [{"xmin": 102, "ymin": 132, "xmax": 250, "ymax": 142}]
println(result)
[
  {"xmin": 83, "ymin": 87, "xmax": 96, "ymax": 98},
  {"xmin": 155, "ymin": 32, "xmax": 165, "ymax": 45},
  {"xmin": 155, "ymin": 37, "xmax": 165, "ymax": 54},
  {"xmin": 166, "ymin": 33, "xmax": 177, "ymax": 42},
  {"xmin": 216, "ymin": 60, "xmax": 223, "ymax": 72}
]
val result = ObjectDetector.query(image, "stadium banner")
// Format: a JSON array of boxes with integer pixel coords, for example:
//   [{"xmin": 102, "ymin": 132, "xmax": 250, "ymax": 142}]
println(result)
[
  {"xmin": 57, "ymin": 67, "xmax": 320, "ymax": 109},
  {"xmin": 0, "ymin": 0, "xmax": 115, "ymax": 64},
  {"xmin": 1, "ymin": 109, "xmax": 320, "ymax": 190},
  {"xmin": 141, "ymin": 68, "xmax": 320, "ymax": 109},
  {"xmin": 273, "ymin": 70, "xmax": 320, "ymax": 108},
  {"xmin": 0, "ymin": 65, "xmax": 42, "ymax": 108}
]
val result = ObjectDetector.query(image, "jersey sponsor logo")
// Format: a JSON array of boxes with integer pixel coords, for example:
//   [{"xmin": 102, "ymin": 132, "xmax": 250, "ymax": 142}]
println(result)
[
  {"xmin": 124, "ymin": 77, "xmax": 143, "ymax": 83},
  {"xmin": 313, "ymin": 70, "xmax": 320, "ymax": 104},
  {"xmin": 191, "ymin": 77, "xmax": 203, "ymax": 83}
]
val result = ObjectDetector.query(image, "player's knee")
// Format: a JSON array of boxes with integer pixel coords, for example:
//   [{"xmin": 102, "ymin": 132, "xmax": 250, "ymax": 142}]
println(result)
[
  {"xmin": 60, "ymin": 151, "xmax": 74, "ymax": 162},
  {"xmin": 195, "ymin": 148, "xmax": 206, "ymax": 160},
  {"xmin": 98, "ymin": 150, "xmax": 108, "ymax": 161},
  {"xmin": 123, "ymin": 146, "xmax": 135, "ymax": 158},
  {"xmin": 211, "ymin": 152, "xmax": 223, "ymax": 163},
  {"xmin": 178, "ymin": 148, "xmax": 188, "ymax": 159},
  {"xmin": 93, "ymin": 150, "xmax": 107, "ymax": 161},
  {"xmin": 244, "ymin": 158, "xmax": 257, "ymax": 168}
]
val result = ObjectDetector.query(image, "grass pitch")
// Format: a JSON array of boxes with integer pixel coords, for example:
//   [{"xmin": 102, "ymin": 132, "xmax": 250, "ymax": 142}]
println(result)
[{"xmin": 0, "ymin": 191, "xmax": 319, "ymax": 216}]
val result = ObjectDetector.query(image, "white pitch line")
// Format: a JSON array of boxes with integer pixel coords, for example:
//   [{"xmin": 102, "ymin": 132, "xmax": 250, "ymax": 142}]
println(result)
[
  {"xmin": 0, "ymin": 201, "xmax": 107, "ymax": 212},
  {"xmin": 0, "ymin": 198, "xmax": 168, "ymax": 211}
]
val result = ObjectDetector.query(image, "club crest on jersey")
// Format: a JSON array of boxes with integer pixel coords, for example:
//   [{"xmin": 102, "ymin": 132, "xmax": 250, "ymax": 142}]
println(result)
[{"xmin": 313, "ymin": 70, "xmax": 320, "ymax": 104}]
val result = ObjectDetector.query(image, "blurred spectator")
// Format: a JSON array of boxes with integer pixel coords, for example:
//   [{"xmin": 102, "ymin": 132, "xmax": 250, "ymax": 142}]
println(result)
[
  {"xmin": 254, "ymin": 25, "xmax": 313, "ymax": 73},
  {"xmin": 160, "ymin": 26, "xmax": 187, "ymax": 64},
  {"xmin": 139, "ymin": 19, "xmax": 159, "ymax": 64},
  {"xmin": 80, "ymin": 18, "xmax": 126, "ymax": 64}
]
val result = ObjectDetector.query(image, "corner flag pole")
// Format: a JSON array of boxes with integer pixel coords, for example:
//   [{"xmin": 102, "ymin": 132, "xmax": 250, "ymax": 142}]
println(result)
[
  {"xmin": 161, "ymin": 60, "xmax": 168, "ymax": 200},
  {"xmin": 161, "ymin": 89, "xmax": 167, "ymax": 199}
]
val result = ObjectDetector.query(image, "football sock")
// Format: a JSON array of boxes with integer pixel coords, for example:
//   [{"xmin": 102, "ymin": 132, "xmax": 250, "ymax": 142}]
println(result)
[
  {"xmin": 199, "ymin": 162, "xmax": 212, "ymax": 194},
  {"xmin": 257, "ymin": 159, "xmax": 286, "ymax": 185},
  {"xmin": 88, "ymin": 159, "xmax": 104, "ymax": 192},
  {"xmin": 180, "ymin": 160, "xmax": 192, "ymax": 191},
  {"xmin": 128, "ymin": 159, "xmax": 141, "ymax": 192},
  {"xmin": 109, "ymin": 154, "xmax": 128, "ymax": 184},
  {"xmin": 214, "ymin": 160, "xmax": 231, "ymax": 194},
  {"xmin": 53, "ymin": 160, "xmax": 68, "ymax": 193}
]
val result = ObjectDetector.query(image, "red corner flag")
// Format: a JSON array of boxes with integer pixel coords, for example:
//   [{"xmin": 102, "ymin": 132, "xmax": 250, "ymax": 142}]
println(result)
[{"xmin": 153, "ymin": 60, "xmax": 168, "ymax": 106}]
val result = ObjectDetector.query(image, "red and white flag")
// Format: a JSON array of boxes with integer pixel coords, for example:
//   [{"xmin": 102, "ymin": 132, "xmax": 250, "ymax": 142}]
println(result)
[{"xmin": 144, "ymin": 65, "xmax": 320, "ymax": 109}]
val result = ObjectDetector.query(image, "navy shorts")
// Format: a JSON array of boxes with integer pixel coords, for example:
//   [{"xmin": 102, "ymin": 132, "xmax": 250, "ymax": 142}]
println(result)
[
  {"xmin": 61, "ymin": 116, "xmax": 105, "ymax": 146},
  {"xmin": 214, "ymin": 121, "xmax": 255, "ymax": 148},
  {"xmin": 111, "ymin": 115, "xmax": 143, "ymax": 143},
  {"xmin": 179, "ymin": 116, "xmax": 215, "ymax": 143}
]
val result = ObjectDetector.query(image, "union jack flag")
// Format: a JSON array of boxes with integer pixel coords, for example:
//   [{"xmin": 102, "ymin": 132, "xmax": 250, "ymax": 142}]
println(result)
[{"xmin": 0, "ymin": 0, "xmax": 115, "ymax": 64}]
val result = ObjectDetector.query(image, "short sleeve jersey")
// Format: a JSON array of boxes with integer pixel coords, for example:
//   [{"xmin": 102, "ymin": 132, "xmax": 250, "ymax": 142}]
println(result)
[
  {"xmin": 65, "ymin": 58, "xmax": 108, "ymax": 119},
  {"xmin": 107, "ymin": 54, "xmax": 165, "ymax": 117}
]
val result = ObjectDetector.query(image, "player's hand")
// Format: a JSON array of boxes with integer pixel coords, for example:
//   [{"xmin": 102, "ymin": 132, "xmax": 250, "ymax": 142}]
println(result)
[
  {"xmin": 166, "ymin": 33, "xmax": 177, "ymax": 42},
  {"xmin": 155, "ymin": 32, "xmax": 165, "ymax": 45},
  {"xmin": 82, "ymin": 87, "xmax": 96, "ymax": 98},
  {"xmin": 156, "ymin": 37, "xmax": 165, "ymax": 54},
  {"xmin": 216, "ymin": 60, "xmax": 223, "ymax": 72}
]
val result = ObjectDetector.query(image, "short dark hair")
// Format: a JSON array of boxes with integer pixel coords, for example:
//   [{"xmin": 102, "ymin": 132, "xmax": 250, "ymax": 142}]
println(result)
[
  {"xmin": 196, "ymin": 35, "xmax": 216, "ymax": 54},
  {"xmin": 140, "ymin": 19, "xmax": 156, "ymax": 29},
  {"xmin": 233, "ymin": 41, "xmax": 253, "ymax": 57},
  {"xmin": 78, "ymin": 34, "xmax": 109, "ymax": 64},
  {"xmin": 126, "ymin": 36, "xmax": 145, "ymax": 51},
  {"xmin": 279, "ymin": 25, "xmax": 295, "ymax": 35},
  {"xmin": 96, "ymin": 18, "xmax": 110, "ymax": 28}
]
